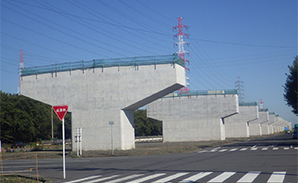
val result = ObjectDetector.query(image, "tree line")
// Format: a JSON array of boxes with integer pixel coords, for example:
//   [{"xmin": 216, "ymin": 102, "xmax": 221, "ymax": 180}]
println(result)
[{"xmin": 0, "ymin": 91, "xmax": 162, "ymax": 143}]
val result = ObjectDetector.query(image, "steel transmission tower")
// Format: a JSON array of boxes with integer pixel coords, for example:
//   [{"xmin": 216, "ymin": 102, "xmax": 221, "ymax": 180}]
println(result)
[
  {"xmin": 260, "ymin": 99, "xmax": 264, "ymax": 111},
  {"xmin": 173, "ymin": 17, "xmax": 190, "ymax": 94},
  {"xmin": 235, "ymin": 77, "xmax": 244, "ymax": 103},
  {"xmin": 17, "ymin": 49, "xmax": 24, "ymax": 95}
]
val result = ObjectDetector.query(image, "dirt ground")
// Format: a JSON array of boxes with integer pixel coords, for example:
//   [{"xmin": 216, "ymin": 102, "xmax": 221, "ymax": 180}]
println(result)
[{"xmin": 1, "ymin": 134, "xmax": 279, "ymax": 161}]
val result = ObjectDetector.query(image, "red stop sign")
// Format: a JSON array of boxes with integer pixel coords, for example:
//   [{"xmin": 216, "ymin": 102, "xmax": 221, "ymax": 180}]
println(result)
[{"xmin": 52, "ymin": 105, "xmax": 68, "ymax": 121}]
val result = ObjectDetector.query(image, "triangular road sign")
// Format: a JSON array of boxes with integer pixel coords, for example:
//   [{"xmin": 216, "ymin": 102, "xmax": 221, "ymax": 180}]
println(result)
[{"xmin": 52, "ymin": 105, "xmax": 68, "ymax": 121}]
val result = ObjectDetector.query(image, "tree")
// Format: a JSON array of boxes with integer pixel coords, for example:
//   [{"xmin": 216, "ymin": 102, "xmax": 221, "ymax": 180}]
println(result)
[
  {"xmin": 283, "ymin": 56, "xmax": 298, "ymax": 115},
  {"xmin": 0, "ymin": 91, "xmax": 72, "ymax": 143},
  {"xmin": 134, "ymin": 109, "xmax": 162, "ymax": 136}
]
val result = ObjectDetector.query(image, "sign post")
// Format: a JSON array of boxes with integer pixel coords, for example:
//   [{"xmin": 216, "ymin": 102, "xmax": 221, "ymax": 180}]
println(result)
[
  {"xmin": 52, "ymin": 105, "xmax": 68, "ymax": 179},
  {"xmin": 109, "ymin": 121, "xmax": 114, "ymax": 155}
]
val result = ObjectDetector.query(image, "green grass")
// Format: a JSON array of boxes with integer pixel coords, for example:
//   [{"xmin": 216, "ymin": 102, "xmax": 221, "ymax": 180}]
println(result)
[{"xmin": 0, "ymin": 175, "xmax": 45, "ymax": 183}]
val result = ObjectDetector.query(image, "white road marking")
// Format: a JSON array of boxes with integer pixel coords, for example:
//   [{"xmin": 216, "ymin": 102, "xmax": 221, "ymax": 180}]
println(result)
[
  {"xmin": 284, "ymin": 147, "xmax": 289, "ymax": 150},
  {"xmin": 126, "ymin": 173, "xmax": 165, "ymax": 183},
  {"xmin": 236, "ymin": 171, "xmax": 260, "ymax": 183},
  {"xmin": 272, "ymin": 147, "xmax": 278, "ymax": 150},
  {"xmin": 229, "ymin": 148, "xmax": 238, "ymax": 152},
  {"xmin": 63, "ymin": 175, "xmax": 101, "ymax": 183},
  {"xmin": 267, "ymin": 171, "xmax": 286, "ymax": 183},
  {"xmin": 261, "ymin": 147, "xmax": 268, "ymax": 151},
  {"xmin": 181, "ymin": 172, "xmax": 212, "ymax": 182},
  {"xmin": 85, "ymin": 175, "xmax": 119, "ymax": 183},
  {"xmin": 210, "ymin": 147, "xmax": 220, "ymax": 152},
  {"xmin": 207, "ymin": 172, "xmax": 236, "ymax": 183},
  {"xmin": 104, "ymin": 174, "xmax": 143, "ymax": 183},
  {"xmin": 219, "ymin": 149, "xmax": 227, "ymax": 152},
  {"xmin": 152, "ymin": 172, "xmax": 189, "ymax": 183},
  {"xmin": 295, "ymin": 147, "xmax": 298, "ymax": 150},
  {"xmin": 251, "ymin": 147, "xmax": 258, "ymax": 151},
  {"xmin": 240, "ymin": 148, "xmax": 248, "ymax": 151}
]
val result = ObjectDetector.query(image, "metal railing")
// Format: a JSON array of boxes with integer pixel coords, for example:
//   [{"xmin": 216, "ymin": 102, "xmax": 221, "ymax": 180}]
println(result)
[
  {"xmin": 163, "ymin": 89, "xmax": 237, "ymax": 98},
  {"xmin": 21, "ymin": 54, "xmax": 184, "ymax": 76}
]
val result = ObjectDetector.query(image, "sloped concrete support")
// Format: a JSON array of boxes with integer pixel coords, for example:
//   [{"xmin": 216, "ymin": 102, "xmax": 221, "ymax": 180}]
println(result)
[
  {"xmin": 249, "ymin": 111, "xmax": 269, "ymax": 136},
  {"xmin": 21, "ymin": 63, "xmax": 185, "ymax": 150},
  {"xmin": 225, "ymin": 105, "xmax": 259, "ymax": 138},
  {"xmin": 147, "ymin": 93, "xmax": 239, "ymax": 142}
]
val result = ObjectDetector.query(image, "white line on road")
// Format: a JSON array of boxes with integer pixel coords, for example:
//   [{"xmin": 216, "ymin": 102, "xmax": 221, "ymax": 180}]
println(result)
[
  {"xmin": 272, "ymin": 147, "xmax": 279, "ymax": 150},
  {"xmin": 126, "ymin": 173, "xmax": 165, "ymax": 183},
  {"xmin": 267, "ymin": 171, "xmax": 286, "ymax": 183},
  {"xmin": 240, "ymin": 148, "xmax": 247, "ymax": 151},
  {"xmin": 261, "ymin": 147, "xmax": 268, "ymax": 151},
  {"xmin": 63, "ymin": 175, "xmax": 101, "ymax": 183},
  {"xmin": 152, "ymin": 172, "xmax": 189, "ymax": 183},
  {"xmin": 237, "ymin": 171, "xmax": 260, "ymax": 183},
  {"xmin": 219, "ymin": 149, "xmax": 228, "ymax": 152},
  {"xmin": 284, "ymin": 147, "xmax": 289, "ymax": 150},
  {"xmin": 104, "ymin": 174, "xmax": 143, "ymax": 183},
  {"xmin": 181, "ymin": 172, "xmax": 212, "ymax": 182},
  {"xmin": 229, "ymin": 148, "xmax": 238, "ymax": 152},
  {"xmin": 85, "ymin": 175, "xmax": 120, "ymax": 183},
  {"xmin": 207, "ymin": 172, "xmax": 236, "ymax": 183}
]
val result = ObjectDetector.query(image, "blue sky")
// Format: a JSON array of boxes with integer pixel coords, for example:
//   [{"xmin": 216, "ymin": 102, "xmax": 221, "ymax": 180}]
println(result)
[{"xmin": 1, "ymin": 0, "xmax": 297, "ymax": 125}]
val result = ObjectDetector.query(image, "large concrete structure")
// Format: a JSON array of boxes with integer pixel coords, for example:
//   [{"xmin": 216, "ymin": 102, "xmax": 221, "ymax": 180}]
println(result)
[
  {"xmin": 20, "ymin": 54, "xmax": 185, "ymax": 151},
  {"xmin": 249, "ymin": 110, "xmax": 269, "ymax": 136},
  {"xmin": 147, "ymin": 90, "xmax": 239, "ymax": 142},
  {"xmin": 225, "ymin": 103, "xmax": 259, "ymax": 138}
]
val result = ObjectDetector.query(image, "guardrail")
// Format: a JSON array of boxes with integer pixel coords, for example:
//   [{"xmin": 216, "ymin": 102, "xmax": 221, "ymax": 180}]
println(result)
[{"xmin": 21, "ymin": 54, "xmax": 184, "ymax": 76}]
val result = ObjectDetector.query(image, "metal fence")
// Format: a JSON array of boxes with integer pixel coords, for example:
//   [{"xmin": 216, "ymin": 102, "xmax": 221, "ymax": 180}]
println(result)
[
  {"xmin": 21, "ymin": 54, "xmax": 184, "ymax": 76},
  {"xmin": 239, "ymin": 102, "xmax": 258, "ymax": 106},
  {"xmin": 163, "ymin": 89, "xmax": 238, "ymax": 98}
]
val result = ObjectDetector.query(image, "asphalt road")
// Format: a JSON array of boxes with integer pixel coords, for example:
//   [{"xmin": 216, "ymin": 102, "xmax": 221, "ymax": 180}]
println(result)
[{"xmin": 2, "ymin": 133, "xmax": 297, "ymax": 183}]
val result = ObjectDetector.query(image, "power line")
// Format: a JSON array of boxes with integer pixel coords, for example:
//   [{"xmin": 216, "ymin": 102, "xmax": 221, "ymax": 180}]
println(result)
[
  {"xmin": 3, "ymin": 2, "xmax": 129, "ymax": 57},
  {"xmin": 68, "ymin": 0, "xmax": 172, "ymax": 54},
  {"xmin": 1, "ymin": 31, "xmax": 80, "ymax": 60},
  {"xmin": 189, "ymin": 37, "xmax": 296, "ymax": 48},
  {"xmin": 35, "ymin": 0, "xmax": 165, "ymax": 56}
]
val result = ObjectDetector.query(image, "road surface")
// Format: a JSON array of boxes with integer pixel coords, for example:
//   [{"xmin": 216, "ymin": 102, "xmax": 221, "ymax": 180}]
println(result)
[{"xmin": 2, "ymin": 133, "xmax": 297, "ymax": 182}]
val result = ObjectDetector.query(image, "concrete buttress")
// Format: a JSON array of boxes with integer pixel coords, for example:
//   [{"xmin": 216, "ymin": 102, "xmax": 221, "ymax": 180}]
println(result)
[
  {"xmin": 225, "ymin": 104, "xmax": 259, "ymax": 138},
  {"xmin": 249, "ymin": 111, "xmax": 269, "ymax": 136}
]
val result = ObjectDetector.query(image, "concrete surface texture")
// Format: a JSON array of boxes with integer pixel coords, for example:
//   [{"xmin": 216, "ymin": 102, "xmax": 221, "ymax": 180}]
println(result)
[
  {"xmin": 265, "ymin": 113, "xmax": 277, "ymax": 134},
  {"xmin": 21, "ymin": 62, "xmax": 185, "ymax": 151},
  {"xmin": 225, "ymin": 104, "xmax": 259, "ymax": 138},
  {"xmin": 270, "ymin": 117, "xmax": 291, "ymax": 133},
  {"xmin": 249, "ymin": 111, "xmax": 269, "ymax": 136},
  {"xmin": 147, "ymin": 92, "xmax": 239, "ymax": 141}
]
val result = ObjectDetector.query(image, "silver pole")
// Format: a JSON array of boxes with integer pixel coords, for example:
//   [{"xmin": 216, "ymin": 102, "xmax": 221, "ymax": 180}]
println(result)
[
  {"xmin": 80, "ymin": 128, "xmax": 82, "ymax": 156},
  {"xmin": 111, "ymin": 125, "xmax": 114, "ymax": 155},
  {"xmin": 62, "ymin": 118, "xmax": 66, "ymax": 179},
  {"xmin": 76, "ymin": 128, "xmax": 79, "ymax": 157},
  {"xmin": 51, "ymin": 109, "xmax": 54, "ymax": 140}
]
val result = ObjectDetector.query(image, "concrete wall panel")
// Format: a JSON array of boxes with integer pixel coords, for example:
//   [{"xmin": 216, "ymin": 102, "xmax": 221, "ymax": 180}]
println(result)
[
  {"xmin": 249, "ymin": 111, "xmax": 269, "ymax": 136},
  {"xmin": 225, "ymin": 105, "xmax": 259, "ymax": 138}
]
